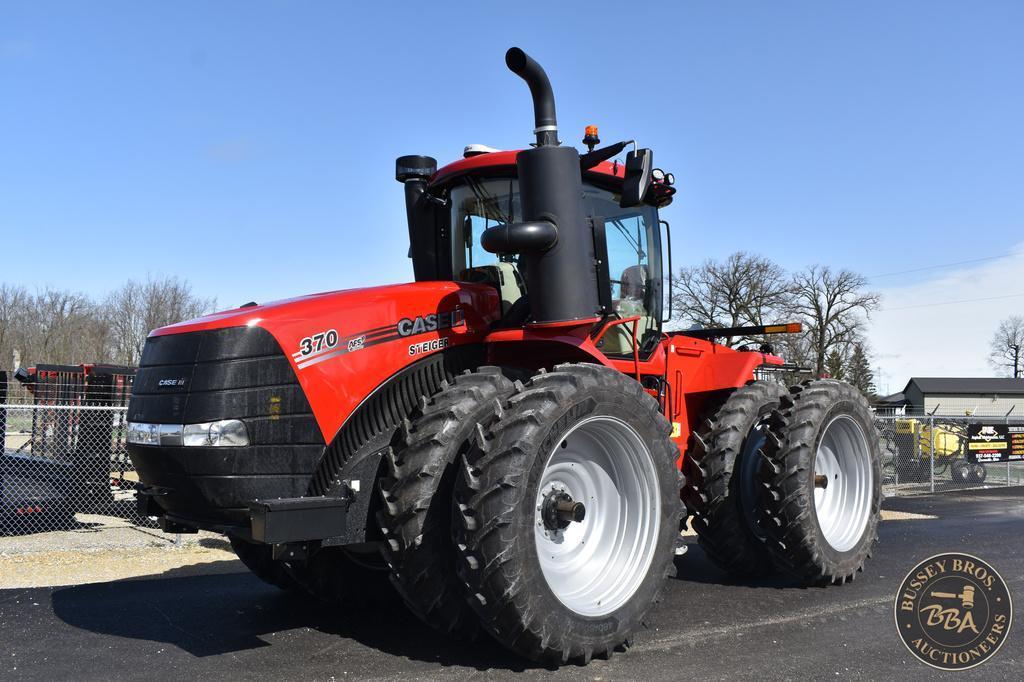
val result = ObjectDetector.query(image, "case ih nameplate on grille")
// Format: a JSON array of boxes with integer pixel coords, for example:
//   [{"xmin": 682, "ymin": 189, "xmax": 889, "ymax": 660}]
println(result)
[{"xmin": 292, "ymin": 308, "xmax": 464, "ymax": 370}]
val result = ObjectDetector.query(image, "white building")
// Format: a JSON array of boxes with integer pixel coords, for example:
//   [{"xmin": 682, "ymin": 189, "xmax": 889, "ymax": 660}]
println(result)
[{"xmin": 880, "ymin": 377, "xmax": 1024, "ymax": 417}]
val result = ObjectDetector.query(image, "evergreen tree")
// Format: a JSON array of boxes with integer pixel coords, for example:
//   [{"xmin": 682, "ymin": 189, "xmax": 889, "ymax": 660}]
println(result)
[
  {"xmin": 824, "ymin": 348, "xmax": 845, "ymax": 380},
  {"xmin": 846, "ymin": 343, "xmax": 876, "ymax": 399}
]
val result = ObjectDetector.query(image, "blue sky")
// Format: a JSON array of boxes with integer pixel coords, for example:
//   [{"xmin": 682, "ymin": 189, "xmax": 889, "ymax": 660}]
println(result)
[{"xmin": 2, "ymin": 2, "xmax": 1023, "ymax": 383}]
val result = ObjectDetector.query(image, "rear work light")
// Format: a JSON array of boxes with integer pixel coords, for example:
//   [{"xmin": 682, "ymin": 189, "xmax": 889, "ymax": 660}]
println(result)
[{"xmin": 127, "ymin": 420, "xmax": 249, "ymax": 447}]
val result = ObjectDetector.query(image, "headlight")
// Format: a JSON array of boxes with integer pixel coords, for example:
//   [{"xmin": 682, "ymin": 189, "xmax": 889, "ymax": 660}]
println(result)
[
  {"xmin": 127, "ymin": 422, "xmax": 160, "ymax": 446},
  {"xmin": 127, "ymin": 420, "xmax": 249, "ymax": 447},
  {"xmin": 183, "ymin": 420, "xmax": 249, "ymax": 447}
]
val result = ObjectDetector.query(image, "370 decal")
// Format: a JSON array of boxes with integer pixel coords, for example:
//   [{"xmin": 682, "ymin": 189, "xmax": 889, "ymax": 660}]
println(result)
[
  {"xmin": 297, "ymin": 329, "xmax": 339, "ymax": 357},
  {"xmin": 291, "ymin": 307, "xmax": 465, "ymax": 371}
]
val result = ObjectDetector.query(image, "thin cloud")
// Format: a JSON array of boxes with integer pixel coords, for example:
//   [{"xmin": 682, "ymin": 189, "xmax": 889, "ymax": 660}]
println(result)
[{"xmin": 869, "ymin": 242, "xmax": 1024, "ymax": 394}]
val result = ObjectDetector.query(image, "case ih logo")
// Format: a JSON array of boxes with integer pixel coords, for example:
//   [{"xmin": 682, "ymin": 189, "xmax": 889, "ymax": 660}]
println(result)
[
  {"xmin": 396, "ymin": 308, "xmax": 465, "ymax": 337},
  {"xmin": 157, "ymin": 378, "xmax": 186, "ymax": 387}
]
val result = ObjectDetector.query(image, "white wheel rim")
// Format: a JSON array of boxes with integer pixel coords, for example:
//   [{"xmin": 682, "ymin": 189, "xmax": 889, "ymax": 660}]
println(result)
[
  {"xmin": 813, "ymin": 415, "xmax": 873, "ymax": 552},
  {"xmin": 534, "ymin": 416, "xmax": 660, "ymax": 617}
]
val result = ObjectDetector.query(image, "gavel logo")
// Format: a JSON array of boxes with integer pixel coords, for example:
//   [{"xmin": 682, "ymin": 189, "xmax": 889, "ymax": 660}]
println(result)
[
  {"xmin": 930, "ymin": 584, "xmax": 975, "ymax": 609},
  {"xmin": 895, "ymin": 553, "xmax": 1012, "ymax": 671}
]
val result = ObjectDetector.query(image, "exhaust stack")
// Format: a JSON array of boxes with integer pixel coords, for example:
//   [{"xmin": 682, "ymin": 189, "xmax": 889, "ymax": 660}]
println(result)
[
  {"xmin": 505, "ymin": 47, "xmax": 559, "ymax": 148},
  {"xmin": 482, "ymin": 47, "xmax": 600, "ymax": 325}
]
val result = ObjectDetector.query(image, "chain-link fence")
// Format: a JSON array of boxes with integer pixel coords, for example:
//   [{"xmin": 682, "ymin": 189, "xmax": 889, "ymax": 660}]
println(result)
[
  {"xmin": 875, "ymin": 414, "xmax": 1024, "ymax": 496},
  {"xmin": 1, "ymin": 370, "xmax": 145, "ymax": 536}
]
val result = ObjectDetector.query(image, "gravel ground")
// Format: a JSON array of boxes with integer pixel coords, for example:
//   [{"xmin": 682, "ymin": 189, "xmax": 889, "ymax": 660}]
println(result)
[{"xmin": 0, "ymin": 514, "xmax": 237, "ymax": 588}]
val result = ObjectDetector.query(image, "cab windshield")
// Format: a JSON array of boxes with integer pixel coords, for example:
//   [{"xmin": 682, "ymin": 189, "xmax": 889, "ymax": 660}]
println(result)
[
  {"xmin": 448, "ymin": 175, "xmax": 661, "ymax": 351},
  {"xmin": 449, "ymin": 176, "xmax": 523, "ymax": 274}
]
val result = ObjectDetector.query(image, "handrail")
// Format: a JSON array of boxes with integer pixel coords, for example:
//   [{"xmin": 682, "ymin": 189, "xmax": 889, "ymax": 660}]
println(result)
[{"xmin": 593, "ymin": 316, "xmax": 642, "ymax": 381}]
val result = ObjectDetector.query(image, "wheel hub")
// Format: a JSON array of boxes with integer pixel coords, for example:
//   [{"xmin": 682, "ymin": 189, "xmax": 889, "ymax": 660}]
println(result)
[
  {"xmin": 812, "ymin": 415, "xmax": 873, "ymax": 552},
  {"xmin": 533, "ymin": 416, "xmax": 660, "ymax": 618},
  {"xmin": 541, "ymin": 490, "xmax": 586, "ymax": 530}
]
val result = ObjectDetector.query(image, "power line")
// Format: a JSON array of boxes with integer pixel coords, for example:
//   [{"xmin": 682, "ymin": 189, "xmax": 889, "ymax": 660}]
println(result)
[
  {"xmin": 867, "ymin": 254, "xmax": 1013, "ymax": 280},
  {"xmin": 881, "ymin": 292, "xmax": 1024, "ymax": 312}
]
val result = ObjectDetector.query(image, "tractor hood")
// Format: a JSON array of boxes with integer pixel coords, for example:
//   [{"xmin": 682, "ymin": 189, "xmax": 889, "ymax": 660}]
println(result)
[{"xmin": 143, "ymin": 281, "xmax": 500, "ymax": 442}]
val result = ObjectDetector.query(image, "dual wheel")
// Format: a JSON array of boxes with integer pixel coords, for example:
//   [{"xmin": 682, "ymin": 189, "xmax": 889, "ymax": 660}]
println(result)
[
  {"xmin": 232, "ymin": 371, "xmax": 882, "ymax": 663},
  {"xmin": 379, "ymin": 363, "xmax": 681, "ymax": 663},
  {"xmin": 686, "ymin": 379, "xmax": 882, "ymax": 584}
]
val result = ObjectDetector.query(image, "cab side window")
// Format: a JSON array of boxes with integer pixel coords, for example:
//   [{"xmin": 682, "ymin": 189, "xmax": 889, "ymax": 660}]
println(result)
[
  {"xmin": 605, "ymin": 214, "xmax": 651, "ymax": 321},
  {"xmin": 581, "ymin": 186, "xmax": 661, "ymax": 357}
]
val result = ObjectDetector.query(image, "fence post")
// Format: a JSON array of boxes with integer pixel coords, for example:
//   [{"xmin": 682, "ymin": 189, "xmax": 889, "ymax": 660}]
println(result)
[
  {"xmin": 929, "ymin": 416, "xmax": 935, "ymax": 493},
  {"xmin": 0, "ymin": 371, "xmax": 7, "ymax": 452},
  {"xmin": 1007, "ymin": 416, "xmax": 1012, "ymax": 488}
]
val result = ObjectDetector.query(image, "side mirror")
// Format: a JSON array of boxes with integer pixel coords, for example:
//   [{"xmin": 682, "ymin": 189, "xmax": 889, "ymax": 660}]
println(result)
[{"xmin": 620, "ymin": 148, "xmax": 653, "ymax": 207}]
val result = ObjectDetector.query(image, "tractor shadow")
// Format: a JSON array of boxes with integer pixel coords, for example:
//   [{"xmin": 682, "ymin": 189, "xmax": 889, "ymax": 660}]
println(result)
[
  {"xmin": 672, "ymin": 540, "xmax": 800, "ymax": 589},
  {"xmin": 50, "ymin": 565, "xmax": 544, "ymax": 671}
]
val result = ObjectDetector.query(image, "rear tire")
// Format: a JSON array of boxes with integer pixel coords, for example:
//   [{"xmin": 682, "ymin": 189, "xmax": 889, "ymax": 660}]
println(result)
[
  {"xmin": 229, "ymin": 537, "xmax": 300, "ymax": 592},
  {"xmin": 454, "ymin": 363, "xmax": 681, "ymax": 664},
  {"xmin": 684, "ymin": 381, "xmax": 783, "ymax": 577},
  {"xmin": 377, "ymin": 367, "xmax": 516, "ymax": 638},
  {"xmin": 758, "ymin": 380, "xmax": 881, "ymax": 585},
  {"xmin": 950, "ymin": 459, "xmax": 969, "ymax": 483}
]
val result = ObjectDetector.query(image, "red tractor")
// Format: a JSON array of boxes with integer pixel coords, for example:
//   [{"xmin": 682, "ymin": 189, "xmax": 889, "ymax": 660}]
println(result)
[{"xmin": 127, "ymin": 48, "xmax": 881, "ymax": 664}]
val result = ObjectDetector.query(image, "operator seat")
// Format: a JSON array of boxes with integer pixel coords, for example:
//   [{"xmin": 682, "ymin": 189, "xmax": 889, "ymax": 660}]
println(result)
[
  {"xmin": 459, "ymin": 262, "xmax": 526, "ymax": 316},
  {"xmin": 597, "ymin": 265, "xmax": 652, "ymax": 356}
]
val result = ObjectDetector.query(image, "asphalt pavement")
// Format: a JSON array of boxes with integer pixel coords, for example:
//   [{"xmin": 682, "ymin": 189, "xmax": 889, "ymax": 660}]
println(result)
[{"xmin": 1, "ymin": 487, "xmax": 1021, "ymax": 681}]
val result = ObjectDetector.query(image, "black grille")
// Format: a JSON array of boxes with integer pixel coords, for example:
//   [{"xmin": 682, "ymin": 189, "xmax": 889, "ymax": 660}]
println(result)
[{"xmin": 127, "ymin": 326, "xmax": 325, "ymax": 527}]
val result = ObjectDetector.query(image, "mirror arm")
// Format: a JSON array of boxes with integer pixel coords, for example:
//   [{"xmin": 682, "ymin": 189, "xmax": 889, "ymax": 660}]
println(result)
[{"xmin": 579, "ymin": 140, "xmax": 631, "ymax": 171}]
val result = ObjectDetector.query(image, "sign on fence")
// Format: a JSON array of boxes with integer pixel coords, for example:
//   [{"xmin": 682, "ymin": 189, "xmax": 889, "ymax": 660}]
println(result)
[{"xmin": 966, "ymin": 424, "xmax": 1023, "ymax": 464}]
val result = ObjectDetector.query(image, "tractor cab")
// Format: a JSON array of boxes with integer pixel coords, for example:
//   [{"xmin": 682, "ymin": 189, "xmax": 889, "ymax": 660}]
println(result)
[{"xmin": 400, "ymin": 147, "xmax": 676, "ymax": 361}]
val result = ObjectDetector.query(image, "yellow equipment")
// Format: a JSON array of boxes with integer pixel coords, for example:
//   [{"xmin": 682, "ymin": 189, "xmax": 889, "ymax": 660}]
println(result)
[{"xmin": 894, "ymin": 419, "xmax": 963, "ymax": 460}]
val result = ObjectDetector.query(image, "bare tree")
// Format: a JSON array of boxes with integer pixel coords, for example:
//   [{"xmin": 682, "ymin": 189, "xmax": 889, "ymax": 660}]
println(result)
[
  {"xmin": 18, "ymin": 288, "xmax": 106, "ymax": 366},
  {"xmin": 0, "ymin": 284, "xmax": 30, "ymax": 370},
  {"xmin": 670, "ymin": 252, "xmax": 792, "ymax": 346},
  {"xmin": 787, "ymin": 266, "xmax": 880, "ymax": 378},
  {"xmin": 104, "ymin": 276, "xmax": 216, "ymax": 365},
  {"xmin": 989, "ymin": 315, "xmax": 1024, "ymax": 378}
]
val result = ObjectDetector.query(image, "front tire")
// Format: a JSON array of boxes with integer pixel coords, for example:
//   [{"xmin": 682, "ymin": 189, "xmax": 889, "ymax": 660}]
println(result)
[
  {"xmin": 758, "ymin": 380, "xmax": 881, "ymax": 585},
  {"xmin": 454, "ymin": 363, "xmax": 681, "ymax": 664},
  {"xmin": 377, "ymin": 367, "xmax": 516, "ymax": 637},
  {"xmin": 285, "ymin": 546, "xmax": 398, "ymax": 609}
]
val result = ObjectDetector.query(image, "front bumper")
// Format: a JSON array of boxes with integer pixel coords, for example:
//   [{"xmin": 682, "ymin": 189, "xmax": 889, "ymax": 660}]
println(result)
[{"xmin": 136, "ymin": 485, "xmax": 348, "ymax": 544}]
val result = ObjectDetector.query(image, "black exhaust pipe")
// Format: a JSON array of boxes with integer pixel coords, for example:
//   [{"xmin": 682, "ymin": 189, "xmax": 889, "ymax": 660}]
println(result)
[
  {"xmin": 491, "ymin": 47, "xmax": 600, "ymax": 325},
  {"xmin": 505, "ymin": 47, "xmax": 558, "ymax": 148}
]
